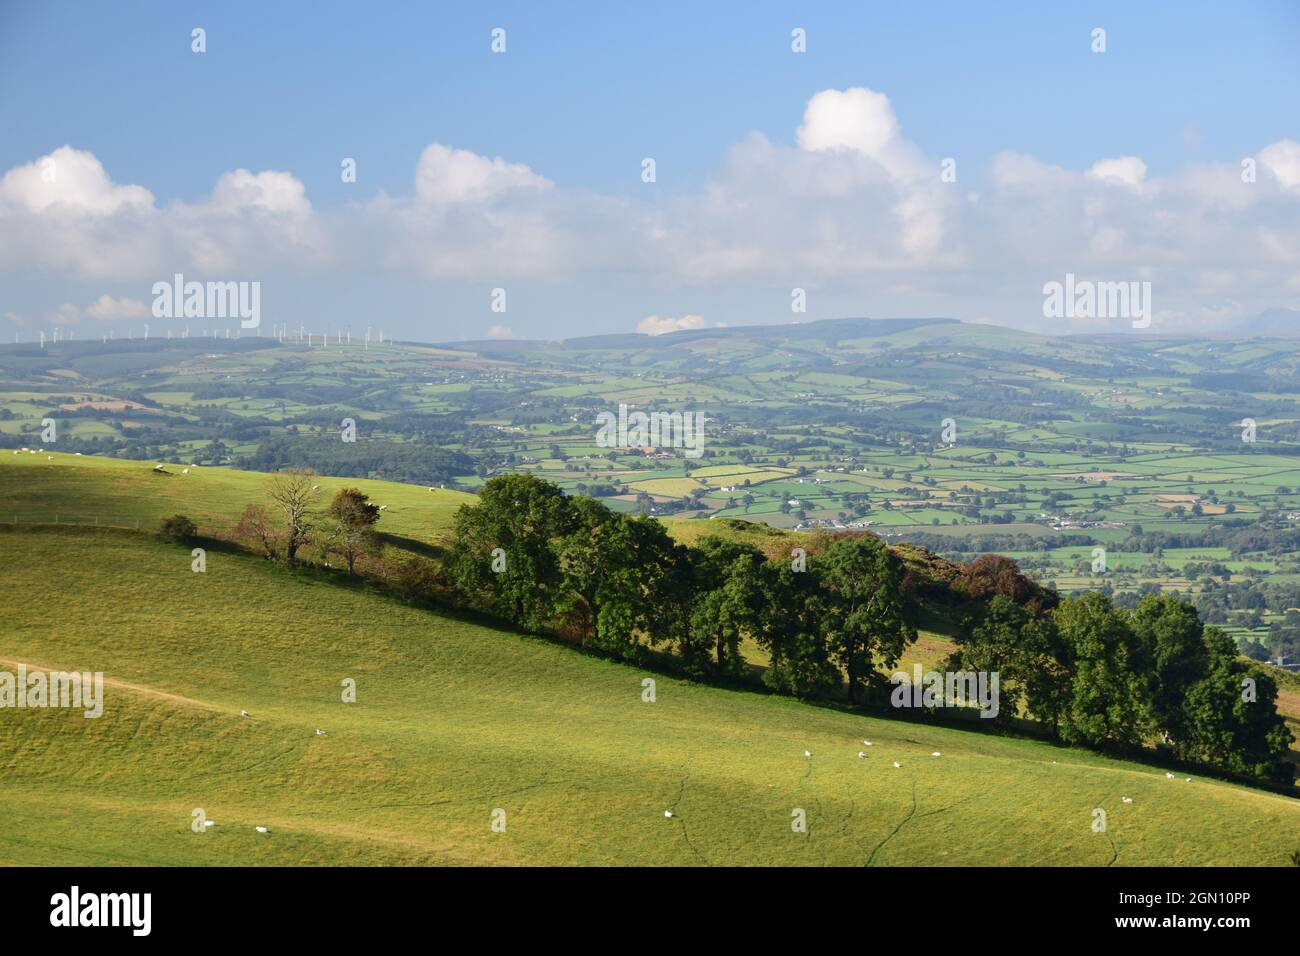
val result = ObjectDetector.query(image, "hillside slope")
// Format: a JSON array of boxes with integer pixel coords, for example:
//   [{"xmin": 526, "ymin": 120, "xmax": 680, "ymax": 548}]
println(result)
[{"xmin": 1, "ymin": 525, "xmax": 1296, "ymax": 865}]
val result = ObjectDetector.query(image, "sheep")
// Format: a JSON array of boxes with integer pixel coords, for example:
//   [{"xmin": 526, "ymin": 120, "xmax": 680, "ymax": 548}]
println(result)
[
  {"xmin": 255, "ymin": 826, "xmax": 269, "ymax": 833},
  {"xmin": 1165, "ymin": 772, "xmax": 1175, "ymax": 779},
  {"xmin": 893, "ymin": 762, "xmax": 901, "ymax": 768},
  {"xmin": 47, "ymin": 456, "xmax": 52, "ymax": 460},
  {"xmin": 203, "ymin": 820, "xmax": 216, "ymax": 828},
  {"xmin": 1185, "ymin": 777, "xmax": 1192, "ymax": 783},
  {"xmin": 857, "ymin": 751, "xmax": 866, "ymax": 759},
  {"xmin": 315, "ymin": 729, "xmax": 327, "ymax": 737},
  {"xmin": 182, "ymin": 468, "xmax": 189, "ymax": 474},
  {"xmin": 663, "ymin": 810, "xmax": 674, "ymax": 818},
  {"xmin": 240, "ymin": 710, "xmax": 250, "ymax": 718},
  {"xmin": 803, "ymin": 750, "xmax": 812, "ymax": 758},
  {"xmin": 863, "ymin": 741, "xmax": 873, "ymax": 747},
  {"xmin": 312, "ymin": 485, "xmax": 320, "ymax": 491},
  {"xmin": 1121, "ymin": 797, "xmax": 1133, "ymax": 803},
  {"xmin": 931, "ymin": 752, "xmax": 942, "ymax": 757},
  {"xmin": 378, "ymin": 505, "xmax": 389, "ymax": 512},
  {"xmin": 428, "ymin": 487, "xmax": 435, "ymax": 492}
]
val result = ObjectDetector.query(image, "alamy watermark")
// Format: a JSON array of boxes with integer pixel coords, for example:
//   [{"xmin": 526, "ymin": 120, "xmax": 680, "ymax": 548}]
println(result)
[
  {"xmin": 152, "ymin": 273, "xmax": 261, "ymax": 329},
  {"xmin": 595, "ymin": 403, "xmax": 705, "ymax": 459},
  {"xmin": 889, "ymin": 665, "xmax": 1000, "ymax": 719},
  {"xmin": 1, "ymin": 664, "xmax": 104, "ymax": 718},
  {"xmin": 1042, "ymin": 273, "xmax": 1151, "ymax": 329}
]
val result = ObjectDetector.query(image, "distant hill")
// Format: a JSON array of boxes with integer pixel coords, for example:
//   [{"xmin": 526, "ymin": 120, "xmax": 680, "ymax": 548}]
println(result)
[{"xmin": 437, "ymin": 317, "xmax": 959, "ymax": 354}]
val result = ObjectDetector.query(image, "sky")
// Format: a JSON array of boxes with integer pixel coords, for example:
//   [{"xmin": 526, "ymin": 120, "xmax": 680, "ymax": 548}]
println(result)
[{"xmin": 0, "ymin": 0, "xmax": 1297, "ymax": 343}]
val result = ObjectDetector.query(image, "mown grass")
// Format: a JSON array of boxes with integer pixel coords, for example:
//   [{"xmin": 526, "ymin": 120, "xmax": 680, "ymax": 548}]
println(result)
[{"xmin": 1, "ymin": 525, "xmax": 1297, "ymax": 865}]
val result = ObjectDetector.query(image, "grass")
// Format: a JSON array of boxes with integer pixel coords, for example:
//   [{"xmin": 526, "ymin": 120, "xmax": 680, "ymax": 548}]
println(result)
[
  {"xmin": 1, "ymin": 524, "xmax": 1297, "ymax": 866},
  {"xmin": 0, "ymin": 451, "xmax": 473, "ymax": 543}
]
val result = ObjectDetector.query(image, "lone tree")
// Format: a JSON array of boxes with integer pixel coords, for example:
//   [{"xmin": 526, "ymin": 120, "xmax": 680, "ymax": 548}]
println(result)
[
  {"xmin": 327, "ymin": 487, "xmax": 381, "ymax": 575},
  {"xmin": 267, "ymin": 468, "xmax": 318, "ymax": 565}
]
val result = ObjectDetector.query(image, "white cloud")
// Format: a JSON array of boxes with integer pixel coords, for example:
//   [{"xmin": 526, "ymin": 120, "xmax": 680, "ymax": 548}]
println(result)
[
  {"xmin": 487, "ymin": 324, "xmax": 514, "ymax": 339},
  {"xmin": 85, "ymin": 294, "xmax": 149, "ymax": 321},
  {"xmin": 2, "ymin": 95, "xmax": 1298, "ymax": 335},
  {"xmin": 1259, "ymin": 139, "xmax": 1300, "ymax": 191},
  {"xmin": 1086, "ymin": 156, "xmax": 1148, "ymax": 186},
  {"xmin": 414, "ymin": 144, "xmax": 550, "ymax": 203},
  {"xmin": 42, "ymin": 294, "xmax": 149, "ymax": 326},
  {"xmin": 0, "ymin": 145, "xmax": 153, "ymax": 214},
  {"xmin": 638, "ymin": 314, "xmax": 707, "ymax": 335}
]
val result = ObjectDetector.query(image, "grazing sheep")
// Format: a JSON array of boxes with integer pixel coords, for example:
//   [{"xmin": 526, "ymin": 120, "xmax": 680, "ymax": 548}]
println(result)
[
  {"xmin": 47, "ymin": 456, "xmax": 52, "ymax": 460},
  {"xmin": 803, "ymin": 750, "xmax": 811, "ymax": 758},
  {"xmin": 203, "ymin": 820, "xmax": 216, "ymax": 828},
  {"xmin": 182, "ymin": 468, "xmax": 189, "ymax": 474},
  {"xmin": 255, "ymin": 826, "xmax": 269, "ymax": 833},
  {"xmin": 893, "ymin": 762, "xmax": 901, "ymax": 768},
  {"xmin": 1185, "ymin": 777, "xmax": 1192, "ymax": 783},
  {"xmin": 863, "ymin": 741, "xmax": 873, "ymax": 747},
  {"xmin": 663, "ymin": 810, "xmax": 674, "ymax": 818},
  {"xmin": 1165, "ymin": 772, "xmax": 1175, "ymax": 779},
  {"xmin": 378, "ymin": 505, "xmax": 388, "ymax": 511},
  {"xmin": 240, "ymin": 710, "xmax": 250, "ymax": 717},
  {"xmin": 315, "ymin": 729, "xmax": 327, "ymax": 737},
  {"xmin": 1122, "ymin": 797, "xmax": 1133, "ymax": 803},
  {"xmin": 857, "ymin": 751, "xmax": 866, "ymax": 759},
  {"xmin": 312, "ymin": 485, "xmax": 320, "ymax": 491}
]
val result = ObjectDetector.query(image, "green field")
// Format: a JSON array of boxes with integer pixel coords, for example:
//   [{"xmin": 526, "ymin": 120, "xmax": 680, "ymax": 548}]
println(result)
[{"xmin": 3, "ymin": 524, "xmax": 1297, "ymax": 865}]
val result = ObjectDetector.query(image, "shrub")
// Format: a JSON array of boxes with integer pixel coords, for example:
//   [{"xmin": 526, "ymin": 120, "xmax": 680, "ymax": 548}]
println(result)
[{"xmin": 159, "ymin": 514, "xmax": 198, "ymax": 543}]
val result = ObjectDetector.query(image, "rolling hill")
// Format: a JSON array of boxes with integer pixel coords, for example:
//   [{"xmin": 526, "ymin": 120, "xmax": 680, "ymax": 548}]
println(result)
[{"xmin": 1, "ymin": 456, "xmax": 1298, "ymax": 864}]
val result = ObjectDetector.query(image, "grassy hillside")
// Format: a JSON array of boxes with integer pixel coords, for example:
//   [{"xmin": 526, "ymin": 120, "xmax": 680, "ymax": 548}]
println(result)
[
  {"xmin": 0, "ymin": 450, "xmax": 473, "ymax": 543},
  {"xmin": 1, "ymin": 524, "xmax": 1297, "ymax": 865}
]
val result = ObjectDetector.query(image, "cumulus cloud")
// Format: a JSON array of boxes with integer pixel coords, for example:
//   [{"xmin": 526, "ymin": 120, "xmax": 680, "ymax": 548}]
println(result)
[
  {"xmin": 2, "ymin": 91, "xmax": 1298, "ymax": 334},
  {"xmin": 1259, "ymin": 139, "xmax": 1300, "ymax": 191},
  {"xmin": 41, "ymin": 294, "xmax": 149, "ymax": 326},
  {"xmin": 85, "ymin": 294, "xmax": 149, "ymax": 321},
  {"xmin": 0, "ymin": 145, "xmax": 153, "ymax": 215},
  {"xmin": 414, "ymin": 144, "xmax": 550, "ymax": 203},
  {"xmin": 1086, "ymin": 156, "xmax": 1148, "ymax": 186},
  {"xmin": 637, "ymin": 314, "xmax": 708, "ymax": 335}
]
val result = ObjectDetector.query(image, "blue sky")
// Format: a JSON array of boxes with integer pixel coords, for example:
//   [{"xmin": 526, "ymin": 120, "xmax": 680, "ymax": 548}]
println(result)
[{"xmin": 1, "ymin": 1, "xmax": 1298, "ymax": 341}]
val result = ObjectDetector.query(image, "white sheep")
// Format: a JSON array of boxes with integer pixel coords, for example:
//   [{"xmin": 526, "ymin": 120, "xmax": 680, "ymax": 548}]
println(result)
[
  {"xmin": 663, "ymin": 810, "xmax": 674, "ymax": 818},
  {"xmin": 182, "ymin": 468, "xmax": 189, "ymax": 474},
  {"xmin": 240, "ymin": 709, "xmax": 250, "ymax": 717},
  {"xmin": 857, "ymin": 751, "xmax": 866, "ymax": 759},
  {"xmin": 803, "ymin": 750, "xmax": 811, "ymax": 758},
  {"xmin": 893, "ymin": 762, "xmax": 901, "ymax": 768},
  {"xmin": 315, "ymin": 728, "xmax": 327, "ymax": 737},
  {"xmin": 863, "ymin": 741, "xmax": 873, "ymax": 747},
  {"xmin": 255, "ymin": 826, "xmax": 269, "ymax": 833},
  {"xmin": 1165, "ymin": 772, "xmax": 1175, "ymax": 779},
  {"xmin": 1121, "ymin": 797, "xmax": 1133, "ymax": 803}
]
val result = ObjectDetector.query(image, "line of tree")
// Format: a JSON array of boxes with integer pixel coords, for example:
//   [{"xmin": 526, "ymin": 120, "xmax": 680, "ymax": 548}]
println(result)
[
  {"xmin": 441, "ymin": 474, "xmax": 1294, "ymax": 783},
  {"xmin": 207, "ymin": 469, "xmax": 1293, "ymax": 785}
]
